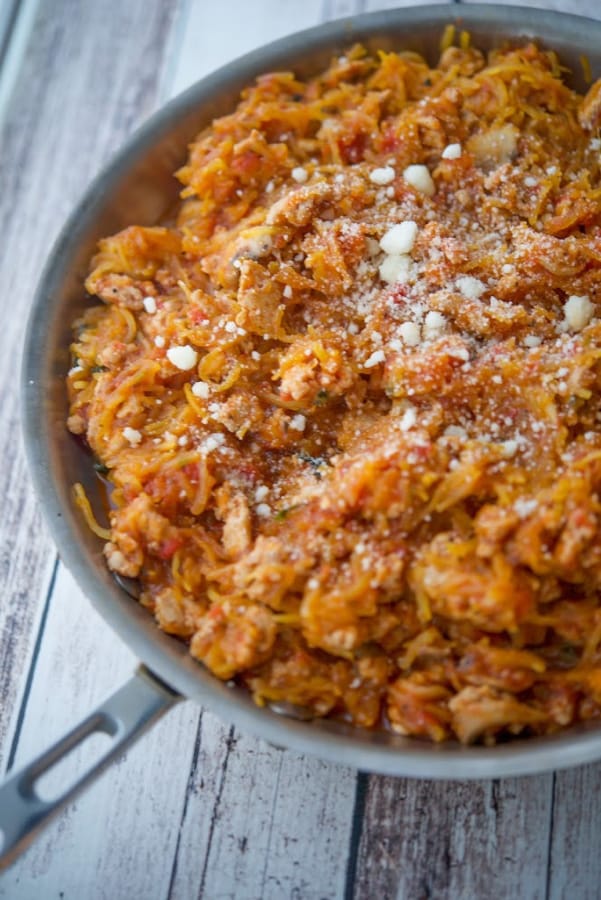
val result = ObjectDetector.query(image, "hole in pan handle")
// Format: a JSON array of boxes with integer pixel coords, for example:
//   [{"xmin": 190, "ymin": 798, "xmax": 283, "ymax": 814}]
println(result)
[{"xmin": 0, "ymin": 665, "xmax": 180, "ymax": 870}]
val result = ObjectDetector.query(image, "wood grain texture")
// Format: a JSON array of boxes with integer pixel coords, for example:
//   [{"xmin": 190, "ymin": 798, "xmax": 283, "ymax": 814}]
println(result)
[
  {"xmin": 364, "ymin": 0, "xmax": 453, "ymax": 9},
  {"xmin": 167, "ymin": 0, "xmax": 324, "ymax": 98},
  {"xmin": 168, "ymin": 720, "xmax": 356, "ymax": 900},
  {"xmin": 0, "ymin": 0, "xmax": 177, "ymax": 773},
  {"xmin": 547, "ymin": 764, "xmax": 601, "ymax": 900},
  {"xmin": 460, "ymin": 0, "xmax": 601, "ymax": 15},
  {"xmin": 0, "ymin": 565, "xmax": 200, "ymax": 900},
  {"xmin": 352, "ymin": 776, "xmax": 554, "ymax": 900}
]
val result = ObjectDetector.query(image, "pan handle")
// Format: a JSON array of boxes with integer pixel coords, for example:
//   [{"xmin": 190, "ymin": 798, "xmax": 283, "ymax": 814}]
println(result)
[{"xmin": 0, "ymin": 665, "xmax": 179, "ymax": 870}]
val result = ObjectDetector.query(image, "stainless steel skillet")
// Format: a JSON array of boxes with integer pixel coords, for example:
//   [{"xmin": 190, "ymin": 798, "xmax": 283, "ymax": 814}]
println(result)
[{"xmin": 3, "ymin": 2, "xmax": 601, "ymax": 869}]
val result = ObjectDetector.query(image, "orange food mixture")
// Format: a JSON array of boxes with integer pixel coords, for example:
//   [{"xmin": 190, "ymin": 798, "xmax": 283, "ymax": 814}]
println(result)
[{"xmin": 68, "ymin": 40, "xmax": 601, "ymax": 743}]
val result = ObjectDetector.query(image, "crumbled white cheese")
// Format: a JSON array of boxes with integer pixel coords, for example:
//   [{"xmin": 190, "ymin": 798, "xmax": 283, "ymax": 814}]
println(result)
[
  {"xmin": 143, "ymin": 296, "xmax": 157, "ymax": 314},
  {"xmin": 291, "ymin": 166, "xmax": 308, "ymax": 183},
  {"xmin": 364, "ymin": 349, "xmax": 386, "ymax": 368},
  {"xmin": 448, "ymin": 346, "xmax": 470, "ymax": 362},
  {"xmin": 178, "ymin": 435, "xmax": 188, "ymax": 446},
  {"xmin": 523, "ymin": 335, "xmax": 541, "ymax": 348},
  {"xmin": 283, "ymin": 285, "xmax": 293, "ymax": 299},
  {"xmin": 524, "ymin": 176, "xmax": 538, "ymax": 187},
  {"xmin": 423, "ymin": 310, "xmax": 446, "ymax": 340},
  {"xmin": 564, "ymin": 294, "xmax": 594, "ymax": 331},
  {"xmin": 167, "ymin": 345, "xmax": 198, "ymax": 370},
  {"xmin": 399, "ymin": 321, "xmax": 421, "ymax": 347},
  {"xmin": 290, "ymin": 414, "xmax": 307, "ymax": 431},
  {"xmin": 224, "ymin": 321, "xmax": 237, "ymax": 333},
  {"xmin": 191, "ymin": 381, "xmax": 209, "ymax": 399},
  {"xmin": 444, "ymin": 425, "xmax": 467, "ymax": 439},
  {"xmin": 501, "ymin": 263, "xmax": 514, "ymax": 275},
  {"xmin": 514, "ymin": 498, "xmax": 537, "ymax": 518},
  {"xmin": 456, "ymin": 275, "xmax": 485, "ymax": 300},
  {"xmin": 403, "ymin": 164, "xmax": 435, "ymax": 197},
  {"xmin": 379, "ymin": 254, "xmax": 414, "ymax": 284},
  {"xmin": 251, "ymin": 350, "xmax": 261, "ymax": 361},
  {"xmin": 255, "ymin": 485, "xmax": 269, "ymax": 502},
  {"xmin": 399, "ymin": 405, "xmax": 417, "ymax": 431},
  {"xmin": 501, "ymin": 440, "xmax": 518, "ymax": 458},
  {"xmin": 154, "ymin": 335, "xmax": 165, "ymax": 348},
  {"xmin": 202, "ymin": 433, "xmax": 226, "ymax": 454},
  {"xmin": 379, "ymin": 221, "xmax": 418, "ymax": 255},
  {"xmin": 256, "ymin": 503, "xmax": 271, "ymax": 517},
  {"xmin": 123, "ymin": 427, "xmax": 142, "ymax": 446},
  {"xmin": 369, "ymin": 165, "xmax": 395, "ymax": 185},
  {"xmin": 442, "ymin": 143, "xmax": 462, "ymax": 160},
  {"xmin": 107, "ymin": 548, "xmax": 127, "ymax": 571}
]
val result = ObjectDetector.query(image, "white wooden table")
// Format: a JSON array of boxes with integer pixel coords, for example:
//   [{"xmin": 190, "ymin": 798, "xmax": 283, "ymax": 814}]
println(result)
[{"xmin": 1, "ymin": 1, "xmax": 600, "ymax": 897}]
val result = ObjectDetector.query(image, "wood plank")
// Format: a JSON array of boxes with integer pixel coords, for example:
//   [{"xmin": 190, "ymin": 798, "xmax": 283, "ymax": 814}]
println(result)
[
  {"xmin": 166, "ymin": 0, "xmax": 324, "ymax": 98},
  {"xmin": 548, "ymin": 763, "xmax": 601, "ymax": 900},
  {"xmin": 352, "ymin": 775, "xmax": 553, "ymax": 900},
  {"xmin": 0, "ymin": 0, "xmax": 181, "ymax": 775},
  {"xmin": 324, "ymin": 0, "xmax": 365, "ymax": 20},
  {"xmin": 364, "ymin": 0, "xmax": 453, "ymax": 9},
  {"xmin": 0, "ymin": 565, "xmax": 201, "ymax": 900},
  {"xmin": 460, "ymin": 0, "xmax": 601, "ymax": 17},
  {"xmin": 168, "ymin": 722, "xmax": 357, "ymax": 900}
]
